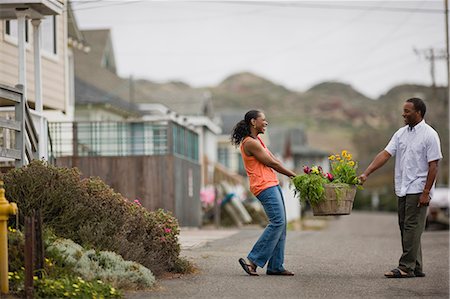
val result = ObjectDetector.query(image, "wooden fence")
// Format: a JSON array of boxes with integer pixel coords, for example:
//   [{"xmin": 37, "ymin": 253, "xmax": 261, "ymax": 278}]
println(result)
[{"xmin": 56, "ymin": 155, "xmax": 202, "ymax": 227}]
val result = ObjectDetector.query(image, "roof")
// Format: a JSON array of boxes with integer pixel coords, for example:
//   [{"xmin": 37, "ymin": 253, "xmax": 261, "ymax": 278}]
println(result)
[
  {"xmin": 0, "ymin": 0, "xmax": 63, "ymax": 19},
  {"xmin": 74, "ymin": 29, "xmax": 132, "ymax": 106},
  {"xmin": 67, "ymin": 1, "xmax": 88, "ymax": 50},
  {"xmin": 78, "ymin": 29, "xmax": 116, "ymax": 72},
  {"xmin": 74, "ymin": 29, "xmax": 215, "ymax": 118},
  {"xmin": 132, "ymin": 80, "xmax": 214, "ymax": 117},
  {"xmin": 217, "ymin": 110, "xmax": 248, "ymax": 135},
  {"xmin": 268, "ymin": 126, "xmax": 329, "ymax": 158},
  {"xmin": 75, "ymin": 77, "xmax": 141, "ymax": 116}
]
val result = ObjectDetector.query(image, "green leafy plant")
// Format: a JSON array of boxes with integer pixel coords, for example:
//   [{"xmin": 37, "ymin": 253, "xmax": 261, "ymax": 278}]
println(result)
[
  {"xmin": 7, "ymin": 228, "xmax": 122, "ymax": 298},
  {"xmin": 292, "ymin": 150, "xmax": 362, "ymax": 206},
  {"xmin": 46, "ymin": 238, "xmax": 156, "ymax": 289},
  {"xmin": 292, "ymin": 168, "xmax": 328, "ymax": 206},
  {"xmin": 3, "ymin": 160, "xmax": 189, "ymax": 276},
  {"xmin": 328, "ymin": 150, "xmax": 361, "ymax": 185}
]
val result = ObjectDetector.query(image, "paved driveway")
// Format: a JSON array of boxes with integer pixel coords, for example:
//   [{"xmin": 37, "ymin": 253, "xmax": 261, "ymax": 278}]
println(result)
[{"xmin": 126, "ymin": 212, "xmax": 449, "ymax": 298}]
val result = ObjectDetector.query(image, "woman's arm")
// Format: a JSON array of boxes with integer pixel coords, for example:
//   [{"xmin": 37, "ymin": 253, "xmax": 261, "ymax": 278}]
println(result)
[{"xmin": 245, "ymin": 138, "xmax": 296, "ymax": 178}]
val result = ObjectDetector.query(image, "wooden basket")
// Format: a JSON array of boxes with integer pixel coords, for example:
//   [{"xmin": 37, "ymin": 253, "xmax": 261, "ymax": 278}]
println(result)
[{"xmin": 311, "ymin": 184, "xmax": 356, "ymax": 216}]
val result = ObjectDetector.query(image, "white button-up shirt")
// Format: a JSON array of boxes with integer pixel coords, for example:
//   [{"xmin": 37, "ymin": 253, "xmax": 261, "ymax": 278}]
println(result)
[{"xmin": 385, "ymin": 120, "xmax": 442, "ymax": 198}]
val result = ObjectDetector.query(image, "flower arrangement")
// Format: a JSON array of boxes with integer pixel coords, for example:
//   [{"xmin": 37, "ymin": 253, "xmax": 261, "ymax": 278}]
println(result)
[
  {"xmin": 292, "ymin": 150, "xmax": 361, "ymax": 207},
  {"xmin": 328, "ymin": 150, "xmax": 360, "ymax": 185}
]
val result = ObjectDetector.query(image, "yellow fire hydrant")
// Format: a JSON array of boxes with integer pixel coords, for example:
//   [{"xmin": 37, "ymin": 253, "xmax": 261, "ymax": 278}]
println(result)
[{"xmin": 0, "ymin": 180, "xmax": 18, "ymax": 294}]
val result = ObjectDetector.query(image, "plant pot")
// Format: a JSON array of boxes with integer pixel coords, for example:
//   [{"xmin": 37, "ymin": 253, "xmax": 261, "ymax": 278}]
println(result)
[{"xmin": 311, "ymin": 184, "xmax": 356, "ymax": 216}]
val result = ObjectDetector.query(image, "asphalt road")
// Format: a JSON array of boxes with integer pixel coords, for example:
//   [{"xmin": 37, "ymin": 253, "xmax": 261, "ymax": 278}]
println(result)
[{"xmin": 126, "ymin": 212, "xmax": 449, "ymax": 299}]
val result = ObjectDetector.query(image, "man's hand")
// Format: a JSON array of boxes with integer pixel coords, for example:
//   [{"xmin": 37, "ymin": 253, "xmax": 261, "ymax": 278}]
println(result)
[
  {"xmin": 358, "ymin": 173, "xmax": 368, "ymax": 185},
  {"xmin": 417, "ymin": 191, "xmax": 431, "ymax": 207}
]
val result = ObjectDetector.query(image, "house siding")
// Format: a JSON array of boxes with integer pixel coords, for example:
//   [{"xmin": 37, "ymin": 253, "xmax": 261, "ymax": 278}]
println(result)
[{"xmin": 0, "ymin": 10, "xmax": 67, "ymax": 112}]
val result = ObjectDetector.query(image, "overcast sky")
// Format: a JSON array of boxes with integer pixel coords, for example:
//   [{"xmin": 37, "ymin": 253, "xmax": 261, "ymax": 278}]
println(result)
[{"xmin": 72, "ymin": 0, "xmax": 446, "ymax": 98}]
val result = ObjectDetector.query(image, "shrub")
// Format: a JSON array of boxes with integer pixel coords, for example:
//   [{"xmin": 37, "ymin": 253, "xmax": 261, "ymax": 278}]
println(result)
[
  {"xmin": 47, "ymin": 238, "xmax": 156, "ymax": 289},
  {"xmin": 3, "ymin": 160, "xmax": 186, "ymax": 276},
  {"xmin": 3, "ymin": 160, "xmax": 85, "ymax": 230},
  {"xmin": 7, "ymin": 227, "xmax": 24, "ymax": 273},
  {"xmin": 7, "ymin": 229, "xmax": 122, "ymax": 298},
  {"xmin": 9, "ymin": 271, "xmax": 121, "ymax": 299}
]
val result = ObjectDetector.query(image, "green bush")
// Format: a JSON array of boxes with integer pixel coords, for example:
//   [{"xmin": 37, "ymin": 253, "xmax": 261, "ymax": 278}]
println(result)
[
  {"xmin": 7, "ymin": 227, "xmax": 24, "ymax": 273},
  {"xmin": 7, "ymin": 228, "xmax": 122, "ymax": 298},
  {"xmin": 3, "ymin": 160, "xmax": 184, "ymax": 276},
  {"xmin": 47, "ymin": 238, "xmax": 156, "ymax": 289},
  {"xmin": 9, "ymin": 271, "xmax": 121, "ymax": 299}
]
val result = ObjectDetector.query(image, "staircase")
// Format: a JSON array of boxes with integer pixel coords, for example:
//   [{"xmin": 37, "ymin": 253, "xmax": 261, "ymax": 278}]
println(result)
[{"xmin": 0, "ymin": 84, "xmax": 39, "ymax": 170}]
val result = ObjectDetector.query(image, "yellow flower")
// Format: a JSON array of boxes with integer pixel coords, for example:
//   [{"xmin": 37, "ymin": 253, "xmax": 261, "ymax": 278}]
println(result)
[
  {"xmin": 346, "ymin": 154, "xmax": 352, "ymax": 160},
  {"xmin": 348, "ymin": 161, "xmax": 355, "ymax": 167},
  {"xmin": 341, "ymin": 150, "xmax": 348, "ymax": 157},
  {"xmin": 336, "ymin": 155, "xmax": 341, "ymax": 161},
  {"xmin": 33, "ymin": 276, "xmax": 38, "ymax": 281},
  {"xmin": 328, "ymin": 155, "xmax": 335, "ymax": 161}
]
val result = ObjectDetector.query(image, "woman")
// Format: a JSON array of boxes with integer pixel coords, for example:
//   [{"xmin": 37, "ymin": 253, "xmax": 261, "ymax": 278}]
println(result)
[{"xmin": 231, "ymin": 110, "xmax": 297, "ymax": 276}]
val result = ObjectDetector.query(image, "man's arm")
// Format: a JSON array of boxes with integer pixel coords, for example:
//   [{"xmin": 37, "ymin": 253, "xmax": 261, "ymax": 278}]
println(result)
[
  {"xmin": 359, "ymin": 150, "xmax": 392, "ymax": 184},
  {"xmin": 418, "ymin": 160, "xmax": 439, "ymax": 207}
]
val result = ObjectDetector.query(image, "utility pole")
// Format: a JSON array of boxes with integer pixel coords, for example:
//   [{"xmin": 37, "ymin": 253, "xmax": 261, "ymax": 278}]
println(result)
[
  {"xmin": 413, "ymin": 47, "xmax": 447, "ymax": 88},
  {"xmin": 445, "ymin": 0, "xmax": 450, "ymax": 188},
  {"xmin": 413, "ymin": 44, "xmax": 448, "ymax": 185},
  {"xmin": 129, "ymin": 75, "xmax": 135, "ymax": 103}
]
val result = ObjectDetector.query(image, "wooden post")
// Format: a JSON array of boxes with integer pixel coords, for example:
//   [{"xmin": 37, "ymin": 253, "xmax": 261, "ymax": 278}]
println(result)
[
  {"xmin": 34, "ymin": 210, "xmax": 44, "ymax": 279},
  {"xmin": 24, "ymin": 213, "xmax": 35, "ymax": 299},
  {"xmin": 214, "ymin": 186, "xmax": 221, "ymax": 228}
]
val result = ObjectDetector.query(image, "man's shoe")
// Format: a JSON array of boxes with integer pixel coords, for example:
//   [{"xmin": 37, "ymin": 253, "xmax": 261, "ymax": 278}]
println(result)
[{"xmin": 414, "ymin": 270, "xmax": 426, "ymax": 277}]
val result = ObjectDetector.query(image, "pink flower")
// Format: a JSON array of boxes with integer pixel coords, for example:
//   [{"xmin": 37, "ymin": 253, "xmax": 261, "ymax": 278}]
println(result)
[
  {"xmin": 303, "ymin": 166, "xmax": 311, "ymax": 174},
  {"xmin": 134, "ymin": 199, "xmax": 142, "ymax": 206},
  {"xmin": 164, "ymin": 228, "xmax": 172, "ymax": 234},
  {"xmin": 325, "ymin": 172, "xmax": 334, "ymax": 182}
]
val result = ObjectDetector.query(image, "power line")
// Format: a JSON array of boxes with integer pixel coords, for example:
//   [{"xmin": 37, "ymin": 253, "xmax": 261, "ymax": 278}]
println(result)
[
  {"xmin": 216, "ymin": 1, "xmax": 444, "ymax": 15},
  {"xmin": 70, "ymin": 0, "xmax": 444, "ymax": 14},
  {"xmin": 69, "ymin": 0, "xmax": 144, "ymax": 12}
]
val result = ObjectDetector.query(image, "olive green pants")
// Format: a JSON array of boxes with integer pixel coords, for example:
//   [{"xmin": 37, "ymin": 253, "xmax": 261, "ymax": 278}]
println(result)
[{"xmin": 397, "ymin": 193, "xmax": 428, "ymax": 273}]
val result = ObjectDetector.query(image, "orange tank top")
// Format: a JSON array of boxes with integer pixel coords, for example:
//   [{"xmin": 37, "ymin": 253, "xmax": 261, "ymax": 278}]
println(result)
[{"xmin": 240, "ymin": 136, "xmax": 279, "ymax": 196}]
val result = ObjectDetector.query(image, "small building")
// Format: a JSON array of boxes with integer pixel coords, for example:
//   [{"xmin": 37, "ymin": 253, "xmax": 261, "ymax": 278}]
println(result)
[
  {"xmin": 268, "ymin": 126, "xmax": 330, "ymax": 172},
  {"xmin": 50, "ymin": 27, "xmax": 203, "ymax": 226}
]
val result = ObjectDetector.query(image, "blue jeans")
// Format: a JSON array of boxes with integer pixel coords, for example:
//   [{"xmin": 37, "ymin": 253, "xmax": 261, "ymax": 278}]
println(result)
[{"xmin": 248, "ymin": 185, "xmax": 287, "ymax": 272}]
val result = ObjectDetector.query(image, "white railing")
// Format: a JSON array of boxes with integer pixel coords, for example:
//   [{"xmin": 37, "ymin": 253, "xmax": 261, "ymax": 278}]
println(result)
[{"xmin": 0, "ymin": 84, "xmax": 41, "ymax": 167}]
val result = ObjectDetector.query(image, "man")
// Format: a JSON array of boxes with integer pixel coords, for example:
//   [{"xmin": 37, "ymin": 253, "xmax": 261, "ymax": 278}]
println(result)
[{"xmin": 359, "ymin": 97, "xmax": 442, "ymax": 278}]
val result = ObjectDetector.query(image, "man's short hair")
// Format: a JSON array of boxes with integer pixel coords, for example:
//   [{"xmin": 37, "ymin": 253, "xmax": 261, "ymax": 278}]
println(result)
[{"xmin": 406, "ymin": 97, "xmax": 426, "ymax": 118}]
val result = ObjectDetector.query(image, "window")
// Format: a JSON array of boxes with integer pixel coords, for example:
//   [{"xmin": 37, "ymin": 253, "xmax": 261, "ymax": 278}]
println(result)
[
  {"xmin": 218, "ymin": 147, "xmax": 229, "ymax": 168},
  {"xmin": 42, "ymin": 16, "xmax": 56, "ymax": 54},
  {"xmin": 5, "ymin": 19, "xmax": 29, "ymax": 42},
  {"xmin": 5, "ymin": 17, "xmax": 56, "ymax": 55}
]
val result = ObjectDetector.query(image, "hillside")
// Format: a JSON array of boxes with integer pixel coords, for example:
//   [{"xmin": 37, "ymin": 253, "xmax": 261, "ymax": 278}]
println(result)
[
  {"xmin": 130, "ymin": 71, "xmax": 448, "ymax": 187},
  {"xmin": 211, "ymin": 72, "xmax": 380, "ymax": 130},
  {"xmin": 209, "ymin": 72, "xmax": 448, "ymax": 187}
]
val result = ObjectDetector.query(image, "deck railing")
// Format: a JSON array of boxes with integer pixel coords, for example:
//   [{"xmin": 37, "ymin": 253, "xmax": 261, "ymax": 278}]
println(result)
[
  {"xmin": 0, "ymin": 84, "xmax": 40, "ymax": 167},
  {"xmin": 48, "ymin": 120, "xmax": 199, "ymax": 161}
]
